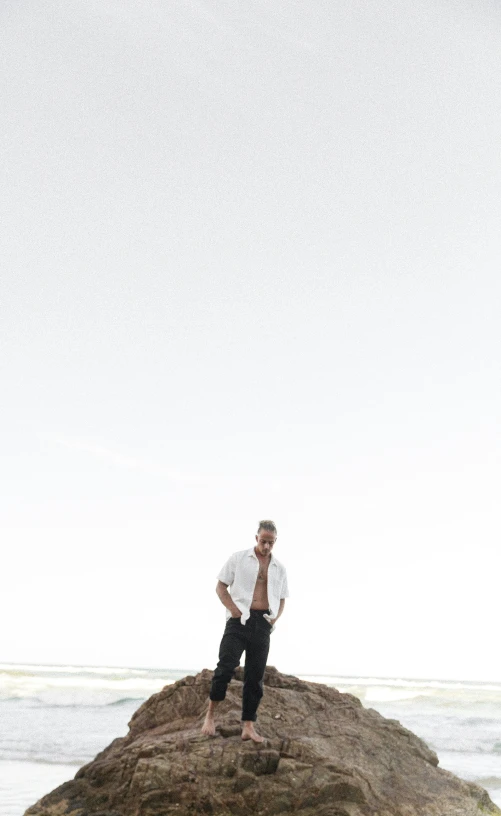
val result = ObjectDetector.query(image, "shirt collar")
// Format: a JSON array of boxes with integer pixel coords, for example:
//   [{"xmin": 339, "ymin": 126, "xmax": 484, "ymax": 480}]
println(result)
[{"xmin": 248, "ymin": 547, "xmax": 275, "ymax": 564}]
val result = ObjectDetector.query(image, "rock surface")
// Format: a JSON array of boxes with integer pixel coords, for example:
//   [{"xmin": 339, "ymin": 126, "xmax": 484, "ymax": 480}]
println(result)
[{"xmin": 25, "ymin": 667, "xmax": 500, "ymax": 816}]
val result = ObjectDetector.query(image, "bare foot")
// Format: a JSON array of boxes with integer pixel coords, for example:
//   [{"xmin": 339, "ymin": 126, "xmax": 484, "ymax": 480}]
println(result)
[
  {"xmin": 201, "ymin": 711, "xmax": 216, "ymax": 736},
  {"xmin": 241, "ymin": 722, "xmax": 265, "ymax": 743},
  {"xmin": 201, "ymin": 700, "xmax": 219, "ymax": 737}
]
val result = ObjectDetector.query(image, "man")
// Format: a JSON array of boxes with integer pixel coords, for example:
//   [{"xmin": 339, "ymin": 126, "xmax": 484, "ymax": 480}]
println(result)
[{"xmin": 201, "ymin": 520, "xmax": 289, "ymax": 743}]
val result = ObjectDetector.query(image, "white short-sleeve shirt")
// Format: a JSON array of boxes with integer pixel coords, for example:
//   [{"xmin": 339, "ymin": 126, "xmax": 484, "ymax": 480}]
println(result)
[{"xmin": 217, "ymin": 547, "xmax": 289, "ymax": 625}]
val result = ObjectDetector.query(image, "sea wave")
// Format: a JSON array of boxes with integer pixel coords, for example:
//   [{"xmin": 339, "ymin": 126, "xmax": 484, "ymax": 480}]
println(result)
[
  {"xmin": 0, "ymin": 665, "xmax": 186, "ymax": 705},
  {"xmin": 0, "ymin": 663, "xmax": 149, "ymax": 676},
  {"xmin": 300, "ymin": 674, "xmax": 501, "ymax": 694},
  {"xmin": 3, "ymin": 666, "xmax": 501, "ymax": 711},
  {"xmin": 0, "ymin": 752, "xmax": 83, "ymax": 767},
  {"xmin": 5, "ymin": 696, "xmax": 144, "ymax": 709},
  {"xmin": 297, "ymin": 675, "xmax": 501, "ymax": 706},
  {"xmin": 441, "ymin": 745, "xmax": 501, "ymax": 756},
  {"xmin": 472, "ymin": 776, "xmax": 501, "ymax": 788}
]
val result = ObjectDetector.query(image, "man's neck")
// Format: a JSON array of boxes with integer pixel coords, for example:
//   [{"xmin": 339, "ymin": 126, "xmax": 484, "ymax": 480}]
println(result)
[{"xmin": 254, "ymin": 547, "xmax": 271, "ymax": 561}]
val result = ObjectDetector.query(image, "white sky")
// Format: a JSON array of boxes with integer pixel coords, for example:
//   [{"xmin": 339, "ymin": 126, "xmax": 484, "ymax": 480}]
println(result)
[{"xmin": 1, "ymin": 0, "xmax": 500, "ymax": 682}]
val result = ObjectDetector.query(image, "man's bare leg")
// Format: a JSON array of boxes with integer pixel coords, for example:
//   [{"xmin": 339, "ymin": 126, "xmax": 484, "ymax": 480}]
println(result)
[
  {"xmin": 241, "ymin": 720, "xmax": 265, "ymax": 743},
  {"xmin": 201, "ymin": 700, "xmax": 219, "ymax": 736}
]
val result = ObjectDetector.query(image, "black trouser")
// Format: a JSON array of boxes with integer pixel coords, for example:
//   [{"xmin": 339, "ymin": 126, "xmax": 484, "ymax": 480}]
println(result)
[{"xmin": 210, "ymin": 610, "xmax": 271, "ymax": 722}]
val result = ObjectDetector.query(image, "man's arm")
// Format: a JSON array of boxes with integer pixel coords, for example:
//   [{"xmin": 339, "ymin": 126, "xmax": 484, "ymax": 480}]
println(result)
[
  {"xmin": 216, "ymin": 580, "xmax": 242, "ymax": 618},
  {"xmin": 270, "ymin": 598, "xmax": 285, "ymax": 625}
]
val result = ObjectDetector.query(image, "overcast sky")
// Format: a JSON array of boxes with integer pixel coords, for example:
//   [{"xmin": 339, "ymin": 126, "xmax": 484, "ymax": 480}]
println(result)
[{"xmin": 1, "ymin": 0, "xmax": 500, "ymax": 681}]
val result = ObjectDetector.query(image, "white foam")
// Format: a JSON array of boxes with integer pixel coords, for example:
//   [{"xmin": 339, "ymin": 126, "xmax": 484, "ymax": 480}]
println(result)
[
  {"xmin": 0, "ymin": 663, "xmax": 149, "ymax": 676},
  {"xmin": 298, "ymin": 674, "xmax": 501, "ymax": 694},
  {"xmin": 0, "ymin": 666, "xmax": 175, "ymax": 705},
  {"xmin": 362, "ymin": 687, "xmax": 424, "ymax": 703}
]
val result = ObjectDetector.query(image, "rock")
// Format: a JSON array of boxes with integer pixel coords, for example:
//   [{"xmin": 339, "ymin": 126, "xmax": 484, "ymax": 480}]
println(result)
[{"xmin": 24, "ymin": 666, "xmax": 500, "ymax": 816}]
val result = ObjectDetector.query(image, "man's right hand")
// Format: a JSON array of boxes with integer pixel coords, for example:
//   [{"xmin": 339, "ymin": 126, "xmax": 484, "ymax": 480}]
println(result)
[{"xmin": 216, "ymin": 582, "xmax": 242, "ymax": 619}]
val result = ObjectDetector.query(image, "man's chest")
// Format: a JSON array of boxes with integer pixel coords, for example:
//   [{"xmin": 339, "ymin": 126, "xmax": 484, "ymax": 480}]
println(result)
[
  {"xmin": 234, "ymin": 558, "xmax": 282, "ymax": 589},
  {"xmin": 256, "ymin": 558, "xmax": 269, "ymax": 582}
]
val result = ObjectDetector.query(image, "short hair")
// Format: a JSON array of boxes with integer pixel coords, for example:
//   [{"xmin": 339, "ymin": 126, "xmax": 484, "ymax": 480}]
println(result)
[{"xmin": 257, "ymin": 519, "xmax": 277, "ymax": 536}]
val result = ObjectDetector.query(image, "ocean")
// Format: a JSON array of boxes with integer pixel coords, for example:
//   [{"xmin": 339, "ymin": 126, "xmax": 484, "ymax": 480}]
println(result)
[{"xmin": 1, "ymin": 663, "xmax": 500, "ymax": 815}]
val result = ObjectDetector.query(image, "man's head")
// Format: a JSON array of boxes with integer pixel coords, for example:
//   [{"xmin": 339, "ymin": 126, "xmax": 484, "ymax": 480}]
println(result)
[{"xmin": 255, "ymin": 520, "xmax": 277, "ymax": 557}]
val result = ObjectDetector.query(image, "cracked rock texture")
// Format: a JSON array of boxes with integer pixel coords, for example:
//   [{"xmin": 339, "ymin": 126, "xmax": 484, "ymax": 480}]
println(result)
[{"xmin": 25, "ymin": 667, "xmax": 500, "ymax": 816}]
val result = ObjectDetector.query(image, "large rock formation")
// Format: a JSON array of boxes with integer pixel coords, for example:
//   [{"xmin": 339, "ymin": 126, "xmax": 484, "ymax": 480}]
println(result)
[{"xmin": 25, "ymin": 667, "xmax": 500, "ymax": 816}]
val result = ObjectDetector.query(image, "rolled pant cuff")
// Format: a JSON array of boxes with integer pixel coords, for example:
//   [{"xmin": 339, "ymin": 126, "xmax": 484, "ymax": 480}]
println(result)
[
  {"xmin": 209, "ymin": 692, "xmax": 226, "ymax": 702},
  {"xmin": 241, "ymin": 712, "xmax": 257, "ymax": 722}
]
